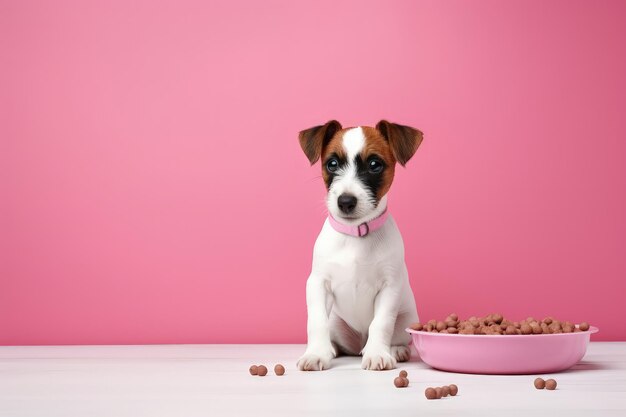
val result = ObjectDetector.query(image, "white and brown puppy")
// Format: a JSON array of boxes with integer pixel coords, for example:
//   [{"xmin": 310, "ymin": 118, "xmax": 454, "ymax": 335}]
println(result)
[{"xmin": 297, "ymin": 120, "xmax": 423, "ymax": 371}]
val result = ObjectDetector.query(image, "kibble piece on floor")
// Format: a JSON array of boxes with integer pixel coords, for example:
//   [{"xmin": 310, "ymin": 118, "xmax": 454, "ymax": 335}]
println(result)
[
  {"xmin": 435, "ymin": 387, "xmax": 443, "ymax": 399},
  {"xmin": 425, "ymin": 387, "xmax": 437, "ymax": 400},
  {"xmin": 441, "ymin": 386, "xmax": 450, "ymax": 397},
  {"xmin": 257, "ymin": 365, "xmax": 268, "ymax": 376},
  {"xmin": 399, "ymin": 370, "xmax": 408, "ymax": 378},
  {"xmin": 545, "ymin": 379, "xmax": 557, "ymax": 390},
  {"xmin": 394, "ymin": 377, "xmax": 409, "ymax": 388},
  {"xmin": 274, "ymin": 364, "xmax": 285, "ymax": 376},
  {"xmin": 449, "ymin": 384, "xmax": 458, "ymax": 396},
  {"xmin": 534, "ymin": 378, "xmax": 545, "ymax": 389},
  {"xmin": 249, "ymin": 365, "xmax": 258, "ymax": 376}
]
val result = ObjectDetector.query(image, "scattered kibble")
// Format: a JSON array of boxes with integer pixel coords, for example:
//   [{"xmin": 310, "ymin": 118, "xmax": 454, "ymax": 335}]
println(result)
[
  {"xmin": 534, "ymin": 377, "xmax": 557, "ymax": 390},
  {"xmin": 424, "ymin": 384, "xmax": 458, "ymax": 400},
  {"xmin": 425, "ymin": 387, "xmax": 437, "ymax": 399},
  {"xmin": 534, "ymin": 378, "xmax": 545, "ymax": 389},
  {"xmin": 545, "ymin": 379, "xmax": 557, "ymax": 390},
  {"xmin": 274, "ymin": 364, "xmax": 285, "ymax": 376},
  {"xmin": 399, "ymin": 370, "xmax": 408, "ymax": 378},
  {"xmin": 257, "ymin": 365, "xmax": 268, "ymax": 376},
  {"xmin": 249, "ymin": 365, "xmax": 258, "ymax": 376},
  {"xmin": 394, "ymin": 377, "xmax": 408, "ymax": 388}
]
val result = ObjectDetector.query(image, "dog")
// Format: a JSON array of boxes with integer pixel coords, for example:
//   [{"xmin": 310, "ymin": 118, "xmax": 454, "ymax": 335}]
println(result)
[{"xmin": 296, "ymin": 120, "xmax": 423, "ymax": 371}]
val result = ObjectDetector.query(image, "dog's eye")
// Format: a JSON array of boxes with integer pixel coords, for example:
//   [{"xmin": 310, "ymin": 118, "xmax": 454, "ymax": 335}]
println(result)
[
  {"xmin": 368, "ymin": 159, "xmax": 384, "ymax": 174},
  {"xmin": 326, "ymin": 158, "xmax": 339, "ymax": 173}
]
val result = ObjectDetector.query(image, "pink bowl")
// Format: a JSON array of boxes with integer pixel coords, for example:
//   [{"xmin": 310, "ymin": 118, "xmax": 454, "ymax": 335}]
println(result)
[{"xmin": 406, "ymin": 326, "xmax": 599, "ymax": 374}]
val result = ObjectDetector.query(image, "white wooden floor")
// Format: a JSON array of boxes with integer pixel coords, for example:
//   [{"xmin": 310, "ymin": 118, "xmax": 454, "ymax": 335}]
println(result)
[{"xmin": 1, "ymin": 343, "xmax": 625, "ymax": 417}]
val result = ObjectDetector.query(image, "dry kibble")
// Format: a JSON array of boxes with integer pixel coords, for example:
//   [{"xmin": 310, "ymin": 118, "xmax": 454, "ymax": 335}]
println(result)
[
  {"xmin": 395, "ymin": 377, "xmax": 409, "ymax": 388},
  {"xmin": 534, "ymin": 378, "xmax": 546, "ymax": 389},
  {"xmin": 441, "ymin": 386, "xmax": 450, "ymax": 397},
  {"xmin": 435, "ymin": 387, "xmax": 443, "ymax": 399},
  {"xmin": 449, "ymin": 384, "xmax": 458, "ymax": 396},
  {"xmin": 249, "ymin": 365, "xmax": 258, "ymax": 375},
  {"xmin": 545, "ymin": 379, "xmax": 557, "ymax": 390},
  {"xmin": 410, "ymin": 322, "xmax": 423, "ymax": 331},
  {"xmin": 445, "ymin": 319, "xmax": 458, "ymax": 328},
  {"xmin": 521, "ymin": 324, "xmax": 533, "ymax": 335},
  {"xmin": 274, "ymin": 364, "xmax": 285, "ymax": 376},
  {"xmin": 257, "ymin": 365, "xmax": 268, "ymax": 376},
  {"xmin": 425, "ymin": 387, "xmax": 437, "ymax": 400},
  {"xmin": 412, "ymin": 314, "xmax": 590, "ymax": 336},
  {"xmin": 531, "ymin": 323, "xmax": 543, "ymax": 334},
  {"xmin": 399, "ymin": 370, "xmax": 408, "ymax": 378}
]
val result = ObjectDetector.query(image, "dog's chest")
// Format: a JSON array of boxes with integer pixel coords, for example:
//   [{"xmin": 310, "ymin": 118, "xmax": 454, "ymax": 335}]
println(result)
[
  {"xmin": 326, "ymin": 242, "xmax": 382, "ymax": 292},
  {"xmin": 318, "ymin": 231, "xmax": 393, "ymax": 325}
]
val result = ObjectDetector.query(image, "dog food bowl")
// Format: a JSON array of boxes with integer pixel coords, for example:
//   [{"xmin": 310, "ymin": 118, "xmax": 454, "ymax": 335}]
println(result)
[{"xmin": 406, "ymin": 326, "xmax": 598, "ymax": 374}]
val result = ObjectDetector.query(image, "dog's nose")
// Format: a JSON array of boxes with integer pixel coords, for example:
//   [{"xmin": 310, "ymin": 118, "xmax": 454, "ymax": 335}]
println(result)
[{"xmin": 337, "ymin": 194, "xmax": 357, "ymax": 214}]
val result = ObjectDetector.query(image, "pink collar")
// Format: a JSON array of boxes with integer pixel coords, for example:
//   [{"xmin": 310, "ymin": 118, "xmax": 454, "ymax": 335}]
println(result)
[{"xmin": 328, "ymin": 209, "xmax": 389, "ymax": 237}]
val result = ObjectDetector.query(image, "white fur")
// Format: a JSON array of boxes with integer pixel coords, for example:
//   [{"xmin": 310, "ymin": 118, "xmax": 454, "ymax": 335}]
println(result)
[
  {"xmin": 297, "ymin": 129, "xmax": 419, "ymax": 371},
  {"xmin": 342, "ymin": 126, "xmax": 365, "ymax": 159}
]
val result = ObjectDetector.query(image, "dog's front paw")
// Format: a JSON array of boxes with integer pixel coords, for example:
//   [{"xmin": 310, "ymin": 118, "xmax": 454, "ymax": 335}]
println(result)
[
  {"xmin": 297, "ymin": 348, "xmax": 334, "ymax": 371},
  {"xmin": 361, "ymin": 346, "xmax": 396, "ymax": 370},
  {"xmin": 297, "ymin": 353, "xmax": 332, "ymax": 371}
]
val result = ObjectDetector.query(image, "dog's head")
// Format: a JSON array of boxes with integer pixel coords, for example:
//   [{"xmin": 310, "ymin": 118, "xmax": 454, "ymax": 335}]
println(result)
[{"xmin": 299, "ymin": 120, "xmax": 423, "ymax": 224}]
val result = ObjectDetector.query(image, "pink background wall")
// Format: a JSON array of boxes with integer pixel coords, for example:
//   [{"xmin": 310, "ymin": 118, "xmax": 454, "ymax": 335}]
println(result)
[{"xmin": 2, "ymin": 0, "xmax": 626, "ymax": 345}]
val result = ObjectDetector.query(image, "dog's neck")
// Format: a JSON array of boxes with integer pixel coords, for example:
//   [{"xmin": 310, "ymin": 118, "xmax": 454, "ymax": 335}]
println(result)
[{"xmin": 328, "ymin": 196, "xmax": 389, "ymax": 237}]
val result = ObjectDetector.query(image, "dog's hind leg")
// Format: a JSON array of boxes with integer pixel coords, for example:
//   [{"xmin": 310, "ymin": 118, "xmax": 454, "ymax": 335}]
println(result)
[{"xmin": 390, "ymin": 310, "xmax": 418, "ymax": 363}]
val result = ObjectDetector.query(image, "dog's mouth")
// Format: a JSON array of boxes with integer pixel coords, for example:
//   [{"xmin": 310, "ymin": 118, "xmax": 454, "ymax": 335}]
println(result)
[
  {"xmin": 335, "ymin": 213, "xmax": 359, "ymax": 220},
  {"xmin": 334, "ymin": 213, "xmax": 366, "ymax": 223}
]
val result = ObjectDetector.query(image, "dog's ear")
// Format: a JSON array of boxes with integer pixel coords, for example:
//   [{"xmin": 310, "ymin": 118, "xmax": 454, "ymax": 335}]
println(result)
[
  {"xmin": 298, "ymin": 120, "xmax": 342, "ymax": 165},
  {"xmin": 375, "ymin": 120, "xmax": 423, "ymax": 166}
]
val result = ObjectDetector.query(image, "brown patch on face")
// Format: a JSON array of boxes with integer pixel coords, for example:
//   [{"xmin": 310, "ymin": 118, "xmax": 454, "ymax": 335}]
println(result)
[
  {"xmin": 320, "ymin": 129, "xmax": 348, "ymax": 189},
  {"xmin": 360, "ymin": 126, "xmax": 396, "ymax": 200}
]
